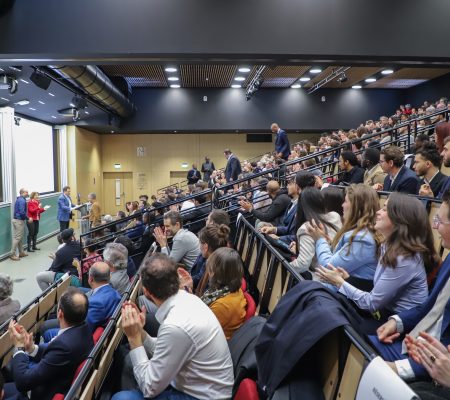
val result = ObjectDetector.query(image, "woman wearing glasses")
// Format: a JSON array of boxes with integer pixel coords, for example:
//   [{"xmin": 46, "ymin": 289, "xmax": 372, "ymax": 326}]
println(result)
[{"xmin": 316, "ymin": 192, "xmax": 440, "ymax": 326}]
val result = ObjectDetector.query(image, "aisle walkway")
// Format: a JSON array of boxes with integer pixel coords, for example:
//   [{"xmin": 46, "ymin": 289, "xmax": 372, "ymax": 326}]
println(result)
[{"xmin": 0, "ymin": 234, "xmax": 69, "ymax": 307}]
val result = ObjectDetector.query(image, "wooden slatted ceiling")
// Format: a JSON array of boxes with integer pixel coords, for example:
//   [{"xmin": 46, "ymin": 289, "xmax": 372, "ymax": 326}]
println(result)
[
  {"xmin": 261, "ymin": 66, "xmax": 310, "ymax": 87},
  {"xmin": 180, "ymin": 65, "xmax": 237, "ymax": 87},
  {"xmin": 303, "ymin": 66, "xmax": 336, "ymax": 88},
  {"xmin": 101, "ymin": 65, "xmax": 167, "ymax": 87},
  {"xmin": 367, "ymin": 68, "xmax": 450, "ymax": 89},
  {"xmin": 324, "ymin": 67, "xmax": 384, "ymax": 88}
]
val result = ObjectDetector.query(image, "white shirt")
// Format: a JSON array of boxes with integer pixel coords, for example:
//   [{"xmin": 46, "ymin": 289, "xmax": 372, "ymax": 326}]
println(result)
[{"xmin": 129, "ymin": 290, "xmax": 234, "ymax": 399}]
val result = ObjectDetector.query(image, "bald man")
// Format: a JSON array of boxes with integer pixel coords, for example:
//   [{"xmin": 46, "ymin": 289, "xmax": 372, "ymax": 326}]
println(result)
[
  {"xmin": 42, "ymin": 262, "xmax": 121, "ymax": 341},
  {"xmin": 271, "ymin": 123, "xmax": 290, "ymax": 160},
  {"xmin": 239, "ymin": 180, "xmax": 291, "ymax": 225}
]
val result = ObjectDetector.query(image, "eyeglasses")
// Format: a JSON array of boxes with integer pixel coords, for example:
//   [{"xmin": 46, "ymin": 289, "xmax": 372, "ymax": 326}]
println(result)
[{"xmin": 432, "ymin": 215, "xmax": 450, "ymax": 229}]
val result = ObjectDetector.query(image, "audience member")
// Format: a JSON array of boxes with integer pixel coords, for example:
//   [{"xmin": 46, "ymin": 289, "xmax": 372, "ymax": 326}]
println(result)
[
  {"xmin": 103, "ymin": 243, "xmax": 130, "ymax": 295},
  {"xmin": 82, "ymin": 193, "xmax": 102, "ymax": 228},
  {"xmin": 36, "ymin": 228, "xmax": 81, "ymax": 291},
  {"xmin": 322, "ymin": 186, "xmax": 345, "ymax": 218},
  {"xmin": 111, "ymin": 254, "xmax": 233, "ymax": 400},
  {"xmin": 0, "ymin": 274, "xmax": 20, "ymax": 325},
  {"xmin": 437, "ymin": 137, "xmax": 450, "ymax": 198},
  {"xmin": 10, "ymin": 188, "xmax": 29, "ymax": 261},
  {"xmin": 415, "ymin": 143, "xmax": 448, "ymax": 197},
  {"xmin": 201, "ymin": 248, "xmax": 246, "ymax": 339},
  {"xmin": 201, "ymin": 157, "xmax": 215, "ymax": 182},
  {"xmin": 114, "ymin": 235, "xmax": 137, "ymax": 278},
  {"xmin": 308, "ymin": 184, "xmax": 380, "ymax": 290},
  {"xmin": 317, "ymin": 192, "xmax": 439, "ymax": 323},
  {"xmin": 362, "ymin": 148, "xmax": 386, "ymax": 187},
  {"xmin": 206, "ymin": 209, "xmax": 230, "ymax": 226},
  {"xmin": 153, "ymin": 211, "xmax": 200, "ymax": 272},
  {"xmin": 77, "ymin": 237, "xmax": 102, "ymax": 286},
  {"xmin": 4, "ymin": 288, "xmax": 93, "ymax": 400},
  {"xmin": 187, "ymin": 164, "xmax": 201, "ymax": 185},
  {"xmin": 289, "ymin": 187, "xmax": 342, "ymax": 274},
  {"xmin": 336, "ymin": 150, "xmax": 365, "ymax": 185}
]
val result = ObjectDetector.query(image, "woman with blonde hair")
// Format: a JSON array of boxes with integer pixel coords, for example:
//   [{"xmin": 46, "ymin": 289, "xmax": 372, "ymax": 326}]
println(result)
[
  {"xmin": 308, "ymin": 184, "xmax": 380, "ymax": 290},
  {"xmin": 201, "ymin": 247, "xmax": 247, "ymax": 339}
]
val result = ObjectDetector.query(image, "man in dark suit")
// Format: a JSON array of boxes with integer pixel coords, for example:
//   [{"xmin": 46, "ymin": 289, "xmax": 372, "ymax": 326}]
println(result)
[
  {"xmin": 224, "ymin": 149, "xmax": 242, "ymax": 182},
  {"xmin": 335, "ymin": 150, "xmax": 365, "ymax": 185},
  {"xmin": 4, "ymin": 288, "xmax": 94, "ymax": 400},
  {"xmin": 186, "ymin": 164, "xmax": 201, "ymax": 185},
  {"xmin": 414, "ymin": 143, "xmax": 447, "ymax": 197},
  {"xmin": 201, "ymin": 157, "xmax": 216, "ymax": 182},
  {"xmin": 35, "ymin": 228, "xmax": 80, "ymax": 291},
  {"xmin": 375, "ymin": 146, "xmax": 420, "ymax": 195},
  {"xmin": 271, "ymin": 123, "xmax": 291, "ymax": 160},
  {"xmin": 368, "ymin": 189, "xmax": 450, "ymax": 381},
  {"xmin": 57, "ymin": 186, "xmax": 75, "ymax": 232},
  {"xmin": 41, "ymin": 262, "xmax": 121, "ymax": 341}
]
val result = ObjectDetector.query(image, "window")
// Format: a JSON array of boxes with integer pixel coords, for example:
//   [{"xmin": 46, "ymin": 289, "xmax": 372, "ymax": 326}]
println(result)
[{"xmin": 14, "ymin": 118, "xmax": 56, "ymax": 194}]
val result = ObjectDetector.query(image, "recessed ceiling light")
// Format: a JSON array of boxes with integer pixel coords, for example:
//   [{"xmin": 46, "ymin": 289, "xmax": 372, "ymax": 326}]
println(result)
[
  {"xmin": 48, "ymin": 92, "xmax": 55, "ymax": 96},
  {"xmin": 365, "ymin": 78, "xmax": 377, "ymax": 83},
  {"xmin": 238, "ymin": 67, "xmax": 251, "ymax": 73},
  {"xmin": 299, "ymin": 77, "xmax": 311, "ymax": 82},
  {"xmin": 51, "ymin": 116, "xmax": 57, "ymax": 119},
  {"xmin": 167, "ymin": 77, "xmax": 179, "ymax": 81},
  {"xmin": 38, "ymin": 100, "xmax": 45, "ymax": 104},
  {"xmin": 85, "ymin": 111, "xmax": 90, "ymax": 115},
  {"xmin": 291, "ymin": 84, "xmax": 301, "ymax": 89},
  {"xmin": 310, "ymin": 68, "xmax": 322, "ymax": 74},
  {"xmin": 0, "ymin": 68, "xmax": 4, "ymax": 72},
  {"xmin": 14, "ymin": 99, "xmax": 30, "ymax": 106},
  {"xmin": 20, "ymin": 79, "xmax": 29, "ymax": 84},
  {"xmin": 231, "ymin": 84, "xmax": 241, "ymax": 88},
  {"xmin": 0, "ymin": 97, "xmax": 9, "ymax": 101},
  {"xmin": 352, "ymin": 85, "xmax": 362, "ymax": 89},
  {"xmin": 69, "ymin": 102, "xmax": 75, "ymax": 107},
  {"xmin": 29, "ymin": 107, "xmax": 36, "ymax": 110},
  {"xmin": 165, "ymin": 67, "xmax": 177, "ymax": 73},
  {"xmin": 234, "ymin": 77, "xmax": 246, "ymax": 81},
  {"xmin": 381, "ymin": 69, "xmax": 394, "ymax": 75},
  {"xmin": 170, "ymin": 84, "xmax": 180, "ymax": 88}
]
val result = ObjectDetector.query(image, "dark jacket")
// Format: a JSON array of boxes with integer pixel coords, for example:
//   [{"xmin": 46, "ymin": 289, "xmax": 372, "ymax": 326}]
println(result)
[
  {"xmin": 225, "ymin": 155, "xmax": 242, "ymax": 182},
  {"xmin": 336, "ymin": 166, "xmax": 365, "ymax": 185},
  {"xmin": 275, "ymin": 200, "xmax": 297, "ymax": 243},
  {"xmin": 383, "ymin": 166, "xmax": 420, "ymax": 194},
  {"xmin": 420, "ymin": 171, "xmax": 447, "ymax": 197},
  {"xmin": 11, "ymin": 322, "xmax": 94, "ymax": 400},
  {"xmin": 253, "ymin": 191, "xmax": 291, "ymax": 225},
  {"xmin": 187, "ymin": 168, "xmax": 201, "ymax": 185},
  {"xmin": 275, "ymin": 129, "xmax": 290, "ymax": 160},
  {"xmin": 49, "ymin": 240, "xmax": 81, "ymax": 276},
  {"xmin": 201, "ymin": 161, "xmax": 216, "ymax": 181},
  {"xmin": 438, "ymin": 177, "xmax": 450, "ymax": 199},
  {"xmin": 255, "ymin": 281, "xmax": 362, "ymax": 397}
]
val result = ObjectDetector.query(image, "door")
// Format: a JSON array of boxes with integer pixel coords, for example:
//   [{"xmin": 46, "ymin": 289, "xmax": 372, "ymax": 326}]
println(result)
[{"xmin": 103, "ymin": 172, "xmax": 133, "ymax": 216}]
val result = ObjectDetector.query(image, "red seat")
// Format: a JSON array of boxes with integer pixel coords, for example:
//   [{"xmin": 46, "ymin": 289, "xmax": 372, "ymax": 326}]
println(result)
[
  {"xmin": 51, "ymin": 395, "xmax": 64, "ymax": 400},
  {"xmin": 234, "ymin": 378, "xmax": 259, "ymax": 400},
  {"xmin": 51, "ymin": 359, "xmax": 88, "ymax": 400},
  {"xmin": 243, "ymin": 291, "xmax": 256, "ymax": 321},
  {"xmin": 93, "ymin": 326, "xmax": 105, "ymax": 344},
  {"xmin": 241, "ymin": 278, "xmax": 247, "ymax": 292}
]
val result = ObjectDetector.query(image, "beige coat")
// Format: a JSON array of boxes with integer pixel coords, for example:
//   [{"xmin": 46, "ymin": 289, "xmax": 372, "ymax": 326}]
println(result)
[{"xmin": 364, "ymin": 164, "xmax": 386, "ymax": 186}]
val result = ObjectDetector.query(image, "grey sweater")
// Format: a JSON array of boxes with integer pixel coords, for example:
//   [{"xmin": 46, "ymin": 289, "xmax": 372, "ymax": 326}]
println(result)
[{"xmin": 162, "ymin": 229, "xmax": 200, "ymax": 272}]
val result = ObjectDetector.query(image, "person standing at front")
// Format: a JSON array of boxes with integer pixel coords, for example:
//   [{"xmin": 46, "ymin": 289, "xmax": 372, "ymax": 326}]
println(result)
[
  {"xmin": 27, "ymin": 192, "xmax": 50, "ymax": 252},
  {"xmin": 57, "ymin": 186, "xmax": 75, "ymax": 232},
  {"xmin": 10, "ymin": 188, "xmax": 29, "ymax": 261}
]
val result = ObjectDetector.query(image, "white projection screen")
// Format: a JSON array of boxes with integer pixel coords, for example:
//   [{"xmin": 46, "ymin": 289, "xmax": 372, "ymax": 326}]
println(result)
[{"xmin": 14, "ymin": 118, "xmax": 56, "ymax": 194}]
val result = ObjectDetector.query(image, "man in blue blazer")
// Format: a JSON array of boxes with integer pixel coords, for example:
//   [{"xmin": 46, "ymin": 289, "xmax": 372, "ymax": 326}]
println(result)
[
  {"xmin": 368, "ymin": 189, "xmax": 450, "ymax": 381},
  {"xmin": 4, "ymin": 288, "xmax": 94, "ymax": 400},
  {"xmin": 224, "ymin": 149, "xmax": 242, "ymax": 182},
  {"xmin": 377, "ymin": 146, "xmax": 420, "ymax": 195},
  {"xmin": 57, "ymin": 186, "xmax": 75, "ymax": 231},
  {"xmin": 271, "ymin": 123, "xmax": 290, "ymax": 160},
  {"xmin": 42, "ymin": 262, "xmax": 121, "ymax": 341}
]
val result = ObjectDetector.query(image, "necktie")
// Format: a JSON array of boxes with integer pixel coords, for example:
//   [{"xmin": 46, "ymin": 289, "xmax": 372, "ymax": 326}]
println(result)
[{"xmin": 402, "ymin": 276, "xmax": 450, "ymax": 353}]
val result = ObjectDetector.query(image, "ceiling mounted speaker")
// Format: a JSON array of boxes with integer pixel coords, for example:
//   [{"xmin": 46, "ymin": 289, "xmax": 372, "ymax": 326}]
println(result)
[{"xmin": 30, "ymin": 70, "xmax": 51, "ymax": 90}]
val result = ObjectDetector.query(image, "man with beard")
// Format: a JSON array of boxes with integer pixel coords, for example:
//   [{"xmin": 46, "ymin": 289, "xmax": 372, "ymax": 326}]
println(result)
[
  {"xmin": 362, "ymin": 148, "xmax": 386, "ymax": 187},
  {"xmin": 415, "ymin": 143, "xmax": 447, "ymax": 197},
  {"xmin": 437, "ymin": 137, "xmax": 450, "ymax": 199}
]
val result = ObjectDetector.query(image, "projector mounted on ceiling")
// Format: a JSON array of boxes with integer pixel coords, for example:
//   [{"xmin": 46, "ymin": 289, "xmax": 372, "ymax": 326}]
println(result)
[{"xmin": 0, "ymin": 75, "xmax": 18, "ymax": 94}]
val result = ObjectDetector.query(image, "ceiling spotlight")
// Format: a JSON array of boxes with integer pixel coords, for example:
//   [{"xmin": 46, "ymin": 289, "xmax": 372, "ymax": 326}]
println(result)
[
  {"xmin": 231, "ymin": 84, "xmax": 241, "ymax": 88},
  {"xmin": 382, "ymin": 69, "xmax": 394, "ymax": 75},
  {"xmin": 337, "ymin": 73, "xmax": 348, "ymax": 83},
  {"xmin": 19, "ymin": 79, "xmax": 29, "ymax": 84},
  {"xmin": 51, "ymin": 116, "xmax": 57, "ymax": 119},
  {"xmin": 299, "ymin": 77, "xmax": 311, "ymax": 82},
  {"xmin": 9, "ymin": 66, "xmax": 22, "ymax": 72},
  {"xmin": 310, "ymin": 68, "xmax": 322, "ymax": 74},
  {"xmin": 234, "ymin": 77, "xmax": 246, "ymax": 81},
  {"xmin": 167, "ymin": 77, "xmax": 179, "ymax": 81},
  {"xmin": 165, "ymin": 67, "xmax": 177, "ymax": 73},
  {"xmin": 238, "ymin": 67, "xmax": 251, "ymax": 73},
  {"xmin": 352, "ymin": 85, "xmax": 362, "ymax": 89},
  {"xmin": 48, "ymin": 92, "xmax": 55, "ymax": 97},
  {"xmin": 38, "ymin": 100, "xmax": 45, "ymax": 104},
  {"xmin": 0, "ymin": 75, "xmax": 18, "ymax": 94},
  {"xmin": 0, "ymin": 97, "xmax": 9, "ymax": 101},
  {"xmin": 291, "ymin": 84, "xmax": 301, "ymax": 89},
  {"xmin": 365, "ymin": 78, "xmax": 377, "ymax": 83},
  {"xmin": 170, "ymin": 84, "xmax": 180, "ymax": 88},
  {"xmin": 14, "ymin": 99, "xmax": 30, "ymax": 106}
]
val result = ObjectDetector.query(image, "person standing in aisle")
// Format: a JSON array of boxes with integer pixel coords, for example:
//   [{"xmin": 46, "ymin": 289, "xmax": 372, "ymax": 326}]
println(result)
[
  {"xmin": 57, "ymin": 186, "xmax": 75, "ymax": 232},
  {"xmin": 271, "ymin": 123, "xmax": 291, "ymax": 161},
  {"xmin": 10, "ymin": 188, "xmax": 29, "ymax": 261},
  {"xmin": 201, "ymin": 156, "xmax": 216, "ymax": 182},
  {"xmin": 27, "ymin": 191, "xmax": 50, "ymax": 252}
]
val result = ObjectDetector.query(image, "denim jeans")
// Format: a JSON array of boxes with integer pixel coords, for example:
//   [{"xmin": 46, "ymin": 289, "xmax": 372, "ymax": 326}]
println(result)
[{"xmin": 112, "ymin": 387, "xmax": 199, "ymax": 400}]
